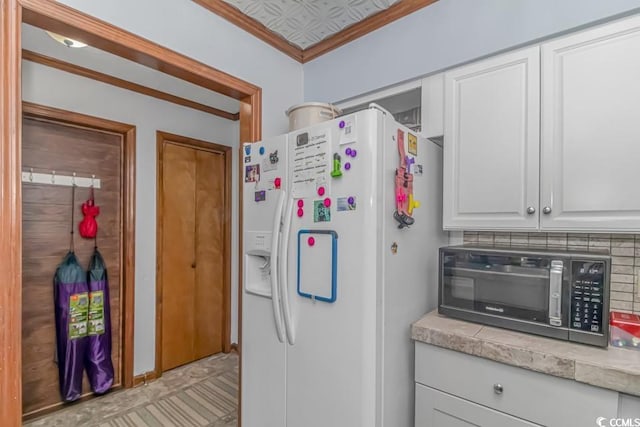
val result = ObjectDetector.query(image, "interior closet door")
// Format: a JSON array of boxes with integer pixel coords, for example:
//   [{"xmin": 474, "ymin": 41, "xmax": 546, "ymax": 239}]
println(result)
[
  {"xmin": 194, "ymin": 150, "xmax": 225, "ymax": 360},
  {"xmin": 161, "ymin": 143, "xmax": 197, "ymax": 371},
  {"xmin": 160, "ymin": 140, "xmax": 226, "ymax": 371}
]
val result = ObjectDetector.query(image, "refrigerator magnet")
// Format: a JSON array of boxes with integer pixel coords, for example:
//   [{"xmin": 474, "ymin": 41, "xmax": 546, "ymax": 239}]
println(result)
[
  {"xmin": 254, "ymin": 190, "xmax": 266, "ymax": 202},
  {"xmin": 337, "ymin": 197, "xmax": 356, "ymax": 211},
  {"xmin": 408, "ymin": 133, "xmax": 418, "ymax": 156},
  {"xmin": 313, "ymin": 200, "xmax": 331, "ymax": 222},
  {"xmin": 245, "ymin": 164, "xmax": 260, "ymax": 183}
]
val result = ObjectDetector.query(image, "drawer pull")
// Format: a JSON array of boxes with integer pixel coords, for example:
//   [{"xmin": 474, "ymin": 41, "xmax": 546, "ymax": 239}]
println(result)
[{"xmin": 493, "ymin": 383, "xmax": 504, "ymax": 394}]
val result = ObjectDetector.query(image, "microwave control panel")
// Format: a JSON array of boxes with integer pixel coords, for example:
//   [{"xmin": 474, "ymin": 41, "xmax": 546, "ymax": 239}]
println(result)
[{"xmin": 570, "ymin": 261, "xmax": 605, "ymax": 333}]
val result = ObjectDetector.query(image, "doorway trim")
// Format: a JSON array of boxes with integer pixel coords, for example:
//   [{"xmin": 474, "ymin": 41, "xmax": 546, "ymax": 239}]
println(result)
[
  {"xmin": 1, "ymin": 1, "xmax": 261, "ymax": 424},
  {"xmin": 155, "ymin": 131, "xmax": 232, "ymax": 378},
  {"xmin": 21, "ymin": 101, "xmax": 137, "ymax": 416}
]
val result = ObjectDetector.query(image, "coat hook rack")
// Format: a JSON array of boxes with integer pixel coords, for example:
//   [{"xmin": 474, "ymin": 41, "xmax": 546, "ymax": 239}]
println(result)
[{"xmin": 21, "ymin": 169, "xmax": 101, "ymax": 189}]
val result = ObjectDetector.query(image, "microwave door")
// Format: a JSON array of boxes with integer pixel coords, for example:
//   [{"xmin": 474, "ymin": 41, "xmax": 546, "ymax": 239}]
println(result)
[{"xmin": 549, "ymin": 260, "xmax": 563, "ymax": 326}]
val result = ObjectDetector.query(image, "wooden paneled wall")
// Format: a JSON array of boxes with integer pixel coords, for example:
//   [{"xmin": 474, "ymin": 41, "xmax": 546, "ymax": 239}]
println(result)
[{"xmin": 21, "ymin": 117, "xmax": 123, "ymax": 417}]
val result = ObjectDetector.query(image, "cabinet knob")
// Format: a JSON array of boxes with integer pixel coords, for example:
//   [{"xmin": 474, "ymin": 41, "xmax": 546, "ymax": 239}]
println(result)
[
  {"xmin": 493, "ymin": 383, "xmax": 504, "ymax": 394},
  {"xmin": 542, "ymin": 206, "xmax": 552, "ymax": 215},
  {"xmin": 191, "ymin": 263, "xmax": 196, "ymax": 269},
  {"xmin": 526, "ymin": 206, "xmax": 536, "ymax": 215}
]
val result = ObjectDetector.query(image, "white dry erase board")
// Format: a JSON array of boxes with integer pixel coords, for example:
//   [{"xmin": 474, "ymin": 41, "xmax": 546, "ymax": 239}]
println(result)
[{"xmin": 297, "ymin": 230, "xmax": 337, "ymax": 303}]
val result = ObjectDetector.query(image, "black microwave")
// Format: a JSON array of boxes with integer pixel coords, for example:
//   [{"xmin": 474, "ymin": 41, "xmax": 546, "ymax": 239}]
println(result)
[{"xmin": 438, "ymin": 246, "xmax": 611, "ymax": 347}]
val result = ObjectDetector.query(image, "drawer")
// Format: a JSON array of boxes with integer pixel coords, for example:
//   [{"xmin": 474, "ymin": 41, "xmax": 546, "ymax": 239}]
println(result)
[
  {"xmin": 415, "ymin": 343, "xmax": 618, "ymax": 427},
  {"xmin": 416, "ymin": 383, "xmax": 541, "ymax": 427}
]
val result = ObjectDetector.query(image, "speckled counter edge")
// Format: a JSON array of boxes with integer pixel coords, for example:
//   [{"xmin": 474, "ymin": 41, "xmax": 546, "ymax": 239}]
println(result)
[{"xmin": 411, "ymin": 310, "xmax": 640, "ymax": 397}]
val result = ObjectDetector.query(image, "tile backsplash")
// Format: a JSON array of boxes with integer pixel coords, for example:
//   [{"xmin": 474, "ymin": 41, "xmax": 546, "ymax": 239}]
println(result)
[{"xmin": 462, "ymin": 232, "xmax": 640, "ymax": 315}]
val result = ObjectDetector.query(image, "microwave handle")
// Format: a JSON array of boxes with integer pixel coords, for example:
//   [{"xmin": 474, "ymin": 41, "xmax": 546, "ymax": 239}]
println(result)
[{"xmin": 549, "ymin": 260, "xmax": 563, "ymax": 326}]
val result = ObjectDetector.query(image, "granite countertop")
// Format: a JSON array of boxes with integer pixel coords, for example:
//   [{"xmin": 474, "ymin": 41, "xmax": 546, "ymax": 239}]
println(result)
[{"xmin": 411, "ymin": 310, "xmax": 640, "ymax": 397}]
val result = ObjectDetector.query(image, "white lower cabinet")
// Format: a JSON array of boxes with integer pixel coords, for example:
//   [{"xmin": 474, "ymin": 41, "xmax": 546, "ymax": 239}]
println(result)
[
  {"xmin": 416, "ymin": 384, "xmax": 540, "ymax": 427},
  {"xmin": 415, "ymin": 343, "xmax": 619, "ymax": 427}
]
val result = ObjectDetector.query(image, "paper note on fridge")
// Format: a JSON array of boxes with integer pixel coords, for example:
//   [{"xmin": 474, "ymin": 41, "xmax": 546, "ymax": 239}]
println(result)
[{"xmin": 291, "ymin": 130, "xmax": 331, "ymax": 198}]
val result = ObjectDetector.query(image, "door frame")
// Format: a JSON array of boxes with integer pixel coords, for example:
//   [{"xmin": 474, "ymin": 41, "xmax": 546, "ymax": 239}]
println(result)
[
  {"xmin": 21, "ymin": 101, "xmax": 137, "ymax": 416},
  {"xmin": 155, "ymin": 131, "xmax": 232, "ymax": 377},
  {"xmin": 0, "ymin": 1, "xmax": 260, "ymax": 424}
]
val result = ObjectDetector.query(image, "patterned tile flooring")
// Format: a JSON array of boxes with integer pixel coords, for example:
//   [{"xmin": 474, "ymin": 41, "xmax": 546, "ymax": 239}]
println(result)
[{"xmin": 25, "ymin": 353, "xmax": 238, "ymax": 427}]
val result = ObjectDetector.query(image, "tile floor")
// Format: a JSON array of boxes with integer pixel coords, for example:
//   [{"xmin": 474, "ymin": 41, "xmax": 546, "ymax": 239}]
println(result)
[{"xmin": 25, "ymin": 352, "xmax": 239, "ymax": 427}]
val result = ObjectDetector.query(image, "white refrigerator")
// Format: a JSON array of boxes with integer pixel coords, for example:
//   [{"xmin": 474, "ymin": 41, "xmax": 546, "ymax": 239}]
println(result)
[{"xmin": 241, "ymin": 106, "xmax": 447, "ymax": 427}]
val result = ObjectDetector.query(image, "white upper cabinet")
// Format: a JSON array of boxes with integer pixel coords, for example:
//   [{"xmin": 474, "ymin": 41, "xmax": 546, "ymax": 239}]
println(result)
[
  {"xmin": 443, "ymin": 47, "xmax": 540, "ymax": 230},
  {"xmin": 540, "ymin": 15, "xmax": 640, "ymax": 231}
]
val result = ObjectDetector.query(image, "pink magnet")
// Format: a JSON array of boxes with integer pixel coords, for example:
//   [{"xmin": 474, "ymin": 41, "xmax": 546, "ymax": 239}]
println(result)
[
  {"xmin": 297, "ymin": 208, "xmax": 304, "ymax": 217},
  {"xmin": 308, "ymin": 237, "xmax": 315, "ymax": 246},
  {"xmin": 323, "ymin": 198, "xmax": 331, "ymax": 207},
  {"xmin": 297, "ymin": 199, "xmax": 304, "ymax": 208},
  {"xmin": 317, "ymin": 186, "xmax": 325, "ymax": 196}
]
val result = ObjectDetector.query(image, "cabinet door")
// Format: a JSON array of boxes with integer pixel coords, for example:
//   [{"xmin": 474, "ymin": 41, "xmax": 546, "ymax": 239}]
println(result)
[
  {"xmin": 540, "ymin": 15, "xmax": 640, "ymax": 231},
  {"xmin": 415, "ymin": 384, "xmax": 540, "ymax": 427},
  {"xmin": 443, "ymin": 46, "xmax": 540, "ymax": 230}
]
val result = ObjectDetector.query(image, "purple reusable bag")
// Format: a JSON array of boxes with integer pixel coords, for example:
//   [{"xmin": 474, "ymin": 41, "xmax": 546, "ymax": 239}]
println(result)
[
  {"xmin": 86, "ymin": 247, "xmax": 114, "ymax": 394},
  {"xmin": 53, "ymin": 251, "xmax": 89, "ymax": 402}
]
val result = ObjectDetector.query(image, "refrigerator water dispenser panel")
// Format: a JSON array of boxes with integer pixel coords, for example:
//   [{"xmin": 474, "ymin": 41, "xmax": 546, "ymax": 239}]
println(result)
[
  {"xmin": 244, "ymin": 231, "xmax": 274, "ymax": 297},
  {"xmin": 297, "ymin": 230, "xmax": 338, "ymax": 303}
]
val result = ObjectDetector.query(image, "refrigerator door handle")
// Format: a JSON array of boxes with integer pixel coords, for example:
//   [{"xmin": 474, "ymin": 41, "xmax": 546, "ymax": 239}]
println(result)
[
  {"xmin": 270, "ymin": 190, "xmax": 287, "ymax": 343},
  {"xmin": 279, "ymin": 197, "xmax": 296, "ymax": 345}
]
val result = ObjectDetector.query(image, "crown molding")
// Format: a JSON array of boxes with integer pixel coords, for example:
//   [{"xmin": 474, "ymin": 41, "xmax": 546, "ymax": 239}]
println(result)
[
  {"xmin": 302, "ymin": 0, "xmax": 439, "ymax": 63},
  {"xmin": 192, "ymin": 0, "xmax": 303, "ymax": 62},
  {"xmin": 193, "ymin": 0, "xmax": 438, "ymax": 64}
]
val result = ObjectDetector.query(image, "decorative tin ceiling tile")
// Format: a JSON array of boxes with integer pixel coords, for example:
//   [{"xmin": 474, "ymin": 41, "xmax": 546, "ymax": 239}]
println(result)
[{"xmin": 223, "ymin": 0, "xmax": 400, "ymax": 49}]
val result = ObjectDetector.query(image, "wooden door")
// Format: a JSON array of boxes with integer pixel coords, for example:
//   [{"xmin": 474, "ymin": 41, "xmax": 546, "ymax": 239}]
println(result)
[
  {"xmin": 21, "ymin": 117, "xmax": 124, "ymax": 417},
  {"xmin": 540, "ymin": 15, "xmax": 640, "ymax": 231},
  {"xmin": 159, "ymin": 137, "xmax": 228, "ymax": 372},
  {"xmin": 443, "ymin": 46, "xmax": 540, "ymax": 230},
  {"xmin": 194, "ymin": 150, "xmax": 225, "ymax": 360},
  {"xmin": 160, "ymin": 143, "xmax": 197, "ymax": 371}
]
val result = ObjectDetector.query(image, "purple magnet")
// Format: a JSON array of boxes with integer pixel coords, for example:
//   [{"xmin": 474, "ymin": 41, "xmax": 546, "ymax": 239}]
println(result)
[
  {"xmin": 348, "ymin": 196, "xmax": 355, "ymax": 205},
  {"xmin": 323, "ymin": 198, "xmax": 331, "ymax": 207},
  {"xmin": 344, "ymin": 162, "xmax": 351, "ymax": 170},
  {"xmin": 297, "ymin": 199, "xmax": 304, "ymax": 208},
  {"xmin": 350, "ymin": 149, "xmax": 357, "ymax": 158},
  {"xmin": 308, "ymin": 237, "xmax": 315, "ymax": 246},
  {"xmin": 339, "ymin": 120, "xmax": 346, "ymax": 129},
  {"xmin": 297, "ymin": 208, "xmax": 304, "ymax": 218},
  {"xmin": 345, "ymin": 147, "xmax": 352, "ymax": 156}
]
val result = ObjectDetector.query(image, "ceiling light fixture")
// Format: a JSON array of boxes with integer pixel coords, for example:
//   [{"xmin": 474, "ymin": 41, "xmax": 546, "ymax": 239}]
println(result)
[{"xmin": 46, "ymin": 31, "xmax": 88, "ymax": 48}]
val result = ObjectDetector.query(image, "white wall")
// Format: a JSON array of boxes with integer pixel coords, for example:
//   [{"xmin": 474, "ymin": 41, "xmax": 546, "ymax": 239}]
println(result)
[
  {"xmin": 304, "ymin": 0, "xmax": 640, "ymax": 103},
  {"xmin": 57, "ymin": 0, "xmax": 303, "ymax": 138},
  {"xmin": 23, "ymin": 60, "xmax": 238, "ymax": 376},
  {"xmin": 39, "ymin": 0, "xmax": 304, "ymax": 376}
]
